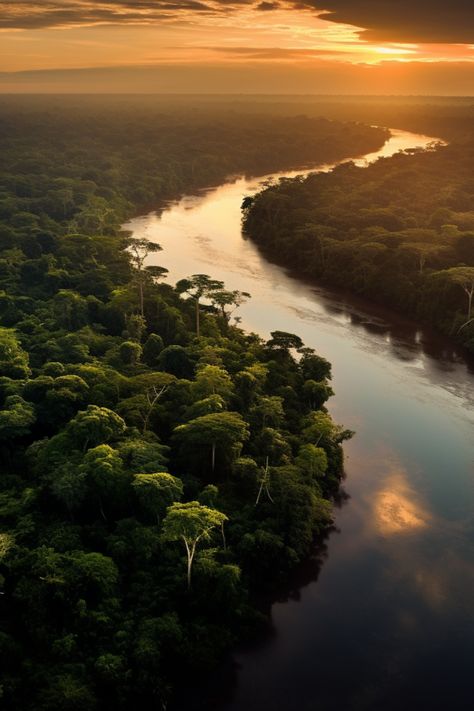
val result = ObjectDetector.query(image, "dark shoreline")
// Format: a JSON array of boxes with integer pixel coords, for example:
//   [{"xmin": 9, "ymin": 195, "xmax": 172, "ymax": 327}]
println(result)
[{"xmin": 247, "ymin": 236, "xmax": 474, "ymax": 372}]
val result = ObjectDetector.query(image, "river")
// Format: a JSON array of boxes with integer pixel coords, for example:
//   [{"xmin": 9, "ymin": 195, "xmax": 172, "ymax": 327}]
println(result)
[{"xmin": 124, "ymin": 129, "xmax": 474, "ymax": 711}]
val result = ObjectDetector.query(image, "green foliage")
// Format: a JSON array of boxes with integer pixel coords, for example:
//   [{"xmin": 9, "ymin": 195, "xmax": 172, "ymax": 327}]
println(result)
[
  {"xmin": 0, "ymin": 532, "xmax": 14, "ymax": 560},
  {"xmin": 266, "ymin": 330, "xmax": 304, "ymax": 351},
  {"xmin": 191, "ymin": 364, "xmax": 234, "ymax": 401},
  {"xmin": 132, "ymin": 472, "xmax": 183, "ymax": 523},
  {"xmin": 119, "ymin": 341, "xmax": 142, "ymax": 366},
  {"xmin": 244, "ymin": 137, "xmax": 474, "ymax": 351},
  {"xmin": 0, "ymin": 395, "xmax": 35, "ymax": 440},
  {"xmin": 161, "ymin": 501, "xmax": 228, "ymax": 589},
  {"xmin": 0, "ymin": 328, "xmax": 30, "ymax": 378},
  {"xmin": 295, "ymin": 444, "xmax": 328, "ymax": 480},
  {"xmin": 142, "ymin": 333, "xmax": 164, "ymax": 366},
  {"xmin": 173, "ymin": 411, "xmax": 250, "ymax": 476},
  {"xmin": 162, "ymin": 501, "xmax": 227, "ymax": 545},
  {"xmin": 64, "ymin": 406, "xmax": 126, "ymax": 450},
  {"xmin": 0, "ymin": 100, "xmax": 353, "ymax": 710},
  {"xmin": 117, "ymin": 436, "xmax": 169, "ymax": 474}
]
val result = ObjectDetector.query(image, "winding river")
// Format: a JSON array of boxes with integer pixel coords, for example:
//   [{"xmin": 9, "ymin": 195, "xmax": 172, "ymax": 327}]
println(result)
[{"xmin": 125, "ymin": 129, "xmax": 474, "ymax": 711}]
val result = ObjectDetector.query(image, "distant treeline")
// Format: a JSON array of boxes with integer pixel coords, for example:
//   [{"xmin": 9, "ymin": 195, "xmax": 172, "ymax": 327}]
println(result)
[
  {"xmin": 0, "ymin": 98, "xmax": 388, "ymax": 214},
  {"xmin": 243, "ymin": 137, "xmax": 474, "ymax": 352},
  {"xmin": 0, "ymin": 102, "xmax": 369, "ymax": 709}
]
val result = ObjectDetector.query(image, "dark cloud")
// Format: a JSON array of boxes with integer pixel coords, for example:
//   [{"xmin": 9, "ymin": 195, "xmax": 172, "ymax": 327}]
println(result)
[
  {"xmin": 0, "ymin": 1, "xmax": 252, "ymax": 29},
  {"xmin": 2, "ymin": 0, "xmax": 474, "ymax": 44},
  {"xmin": 256, "ymin": 1, "xmax": 280, "ymax": 9},
  {"xmin": 300, "ymin": 1, "xmax": 474, "ymax": 44}
]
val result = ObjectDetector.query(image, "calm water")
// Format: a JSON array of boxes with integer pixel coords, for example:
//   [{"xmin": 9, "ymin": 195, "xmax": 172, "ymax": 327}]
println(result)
[{"xmin": 125, "ymin": 129, "xmax": 474, "ymax": 710}]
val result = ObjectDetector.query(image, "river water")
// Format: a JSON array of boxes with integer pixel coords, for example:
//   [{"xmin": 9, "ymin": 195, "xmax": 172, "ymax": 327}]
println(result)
[{"xmin": 124, "ymin": 129, "xmax": 474, "ymax": 710}]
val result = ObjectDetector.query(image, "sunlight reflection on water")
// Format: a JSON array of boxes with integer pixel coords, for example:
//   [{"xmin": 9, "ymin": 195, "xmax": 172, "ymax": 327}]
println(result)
[{"xmin": 124, "ymin": 127, "xmax": 474, "ymax": 711}]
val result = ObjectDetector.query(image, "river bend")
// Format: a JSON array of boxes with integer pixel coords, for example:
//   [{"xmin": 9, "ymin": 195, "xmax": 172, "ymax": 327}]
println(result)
[{"xmin": 124, "ymin": 129, "xmax": 474, "ymax": 711}]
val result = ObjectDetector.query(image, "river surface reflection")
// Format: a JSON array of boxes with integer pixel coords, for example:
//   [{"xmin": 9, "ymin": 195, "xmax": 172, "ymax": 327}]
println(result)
[{"xmin": 124, "ymin": 129, "xmax": 474, "ymax": 710}]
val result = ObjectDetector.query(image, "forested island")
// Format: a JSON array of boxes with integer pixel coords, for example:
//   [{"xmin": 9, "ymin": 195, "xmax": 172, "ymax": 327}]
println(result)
[
  {"xmin": 0, "ymin": 100, "xmax": 380, "ymax": 709},
  {"xmin": 243, "ymin": 134, "xmax": 474, "ymax": 353}
]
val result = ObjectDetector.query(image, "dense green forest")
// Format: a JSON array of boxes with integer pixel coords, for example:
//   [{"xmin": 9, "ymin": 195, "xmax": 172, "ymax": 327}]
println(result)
[
  {"xmin": 243, "ymin": 135, "xmax": 474, "ymax": 353},
  {"xmin": 0, "ymin": 102, "xmax": 373, "ymax": 709},
  {"xmin": 0, "ymin": 96, "xmax": 389, "ymax": 205},
  {"xmin": 186, "ymin": 95, "xmax": 474, "ymax": 143}
]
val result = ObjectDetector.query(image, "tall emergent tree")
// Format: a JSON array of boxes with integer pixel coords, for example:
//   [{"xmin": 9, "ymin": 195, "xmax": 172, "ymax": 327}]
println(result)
[
  {"xmin": 161, "ymin": 501, "xmax": 228, "ymax": 590},
  {"xmin": 443, "ymin": 267, "xmax": 474, "ymax": 329},
  {"xmin": 210, "ymin": 289, "xmax": 251, "ymax": 323},
  {"xmin": 175, "ymin": 274, "xmax": 224, "ymax": 337},
  {"xmin": 128, "ymin": 237, "xmax": 167, "ymax": 317}
]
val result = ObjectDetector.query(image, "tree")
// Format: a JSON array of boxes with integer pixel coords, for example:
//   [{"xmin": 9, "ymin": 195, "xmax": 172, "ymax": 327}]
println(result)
[
  {"xmin": 124, "ymin": 313, "xmax": 146, "ymax": 342},
  {"xmin": 81, "ymin": 444, "xmax": 127, "ymax": 520},
  {"xmin": 158, "ymin": 345, "xmax": 194, "ymax": 378},
  {"xmin": 210, "ymin": 289, "xmax": 251, "ymax": 323},
  {"xmin": 50, "ymin": 462, "xmax": 87, "ymax": 516},
  {"xmin": 161, "ymin": 501, "xmax": 227, "ymax": 590},
  {"xmin": 173, "ymin": 411, "xmax": 249, "ymax": 475},
  {"xmin": 250, "ymin": 395, "xmax": 284, "ymax": 428},
  {"xmin": 443, "ymin": 267, "xmax": 474, "ymax": 328},
  {"xmin": 142, "ymin": 333, "xmax": 164, "ymax": 366},
  {"xmin": 65, "ymin": 550, "xmax": 119, "ymax": 599},
  {"xmin": 266, "ymin": 330, "xmax": 304, "ymax": 352},
  {"xmin": 241, "ymin": 196, "xmax": 254, "ymax": 212},
  {"xmin": 295, "ymin": 444, "xmax": 328, "ymax": 480},
  {"xmin": 120, "ymin": 373, "xmax": 173, "ymax": 432},
  {"xmin": 43, "ymin": 374, "xmax": 89, "ymax": 426},
  {"xmin": 0, "ymin": 328, "xmax": 31, "ymax": 379},
  {"xmin": 117, "ymin": 436, "xmax": 169, "ymax": 473},
  {"xmin": 119, "ymin": 340, "xmax": 142, "ymax": 367},
  {"xmin": 400, "ymin": 242, "xmax": 444, "ymax": 274},
  {"xmin": 38, "ymin": 673, "xmax": 98, "ymax": 711},
  {"xmin": 302, "ymin": 411, "xmax": 353, "ymax": 446},
  {"xmin": 0, "ymin": 395, "xmax": 35, "ymax": 440},
  {"xmin": 255, "ymin": 457, "xmax": 274, "ymax": 505},
  {"xmin": 71, "ymin": 194, "xmax": 118, "ymax": 235},
  {"xmin": 299, "ymin": 348, "xmax": 332, "ymax": 382},
  {"xmin": 184, "ymin": 394, "xmax": 225, "ymax": 420},
  {"xmin": 128, "ymin": 237, "xmax": 165, "ymax": 317},
  {"xmin": 302, "ymin": 380, "xmax": 334, "ymax": 410},
  {"xmin": 253, "ymin": 427, "xmax": 292, "ymax": 466},
  {"xmin": 192, "ymin": 365, "xmax": 234, "ymax": 401},
  {"xmin": 132, "ymin": 472, "xmax": 183, "ymax": 524},
  {"xmin": 176, "ymin": 274, "xmax": 224, "ymax": 337},
  {"xmin": 234, "ymin": 363, "xmax": 267, "ymax": 406},
  {"xmin": 0, "ymin": 532, "xmax": 13, "ymax": 560},
  {"xmin": 53, "ymin": 289, "xmax": 89, "ymax": 330},
  {"xmin": 65, "ymin": 405, "xmax": 126, "ymax": 451}
]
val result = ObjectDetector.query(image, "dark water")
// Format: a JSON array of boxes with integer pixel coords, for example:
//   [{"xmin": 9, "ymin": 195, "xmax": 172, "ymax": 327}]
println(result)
[{"xmin": 125, "ymin": 129, "xmax": 474, "ymax": 710}]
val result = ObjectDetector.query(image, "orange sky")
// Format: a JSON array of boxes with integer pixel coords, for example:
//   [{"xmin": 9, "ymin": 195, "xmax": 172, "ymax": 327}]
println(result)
[{"xmin": 1, "ymin": 1, "xmax": 473, "ymax": 93}]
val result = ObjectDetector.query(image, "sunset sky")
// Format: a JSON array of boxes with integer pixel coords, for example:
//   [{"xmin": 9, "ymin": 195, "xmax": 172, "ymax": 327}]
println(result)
[{"xmin": 1, "ymin": 1, "xmax": 474, "ymax": 93}]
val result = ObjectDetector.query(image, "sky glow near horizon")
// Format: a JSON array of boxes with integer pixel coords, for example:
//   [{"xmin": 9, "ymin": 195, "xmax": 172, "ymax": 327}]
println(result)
[{"xmin": 1, "ymin": 1, "xmax": 473, "ymax": 93}]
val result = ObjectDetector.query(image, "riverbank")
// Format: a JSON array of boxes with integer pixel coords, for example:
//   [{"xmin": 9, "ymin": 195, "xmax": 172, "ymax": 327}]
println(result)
[
  {"xmin": 128, "ymin": 127, "xmax": 474, "ymax": 711},
  {"xmin": 242, "ymin": 134, "xmax": 474, "ymax": 354},
  {"xmin": 1, "ymin": 102, "xmax": 378, "ymax": 711}
]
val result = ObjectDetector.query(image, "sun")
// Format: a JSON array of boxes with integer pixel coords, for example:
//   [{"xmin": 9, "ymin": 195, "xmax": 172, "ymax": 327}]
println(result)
[{"xmin": 374, "ymin": 46, "xmax": 416, "ymax": 55}]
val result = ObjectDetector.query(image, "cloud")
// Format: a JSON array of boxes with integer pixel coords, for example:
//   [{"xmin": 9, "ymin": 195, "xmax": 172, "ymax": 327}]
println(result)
[
  {"xmin": 178, "ymin": 46, "xmax": 353, "ymax": 59},
  {"xmin": 256, "ymin": 1, "xmax": 280, "ymax": 9},
  {"xmin": 299, "ymin": 1, "xmax": 474, "ymax": 44},
  {"xmin": 0, "ymin": 1, "xmax": 255, "ymax": 30},
  {"xmin": 2, "ymin": 0, "xmax": 473, "ymax": 45}
]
